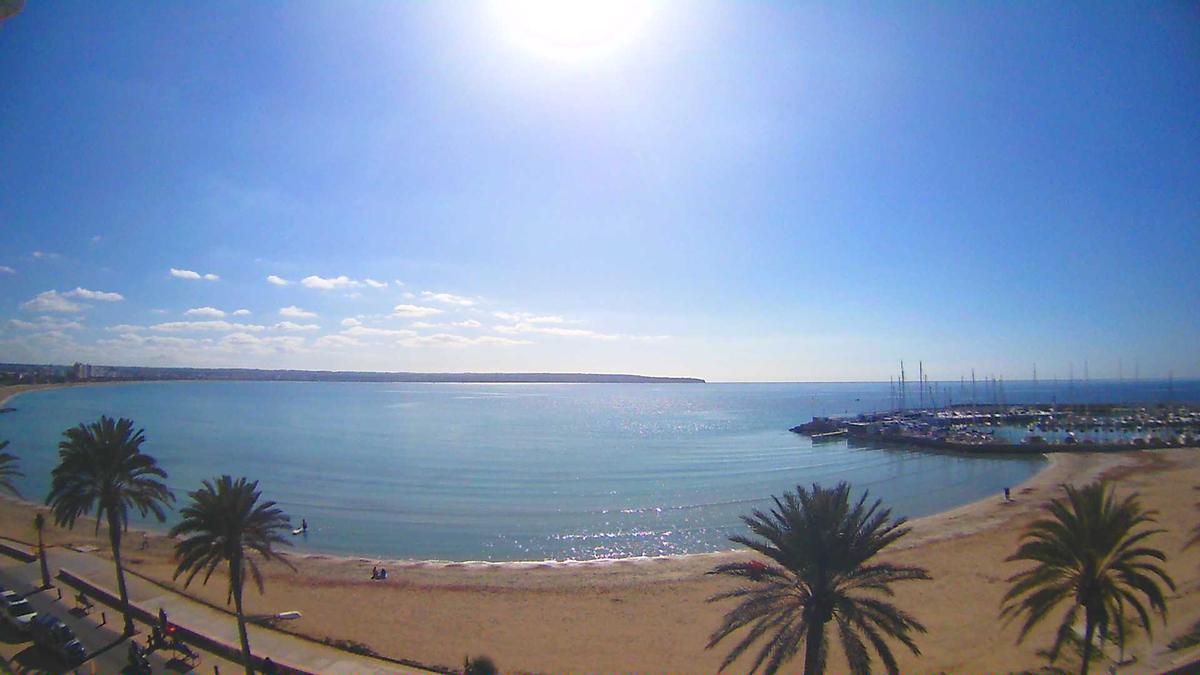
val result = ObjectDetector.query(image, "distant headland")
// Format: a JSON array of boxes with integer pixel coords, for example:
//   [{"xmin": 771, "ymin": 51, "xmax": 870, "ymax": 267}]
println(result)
[{"xmin": 0, "ymin": 362, "xmax": 704, "ymax": 385}]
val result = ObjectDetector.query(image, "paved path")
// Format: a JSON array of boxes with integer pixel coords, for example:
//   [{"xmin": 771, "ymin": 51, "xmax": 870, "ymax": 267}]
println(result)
[
  {"xmin": 0, "ymin": 551, "xmax": 242, "ymax": 674},
  {"xmin": 1, "ymin": 541, "xmax": 433, "ymax": 675}
]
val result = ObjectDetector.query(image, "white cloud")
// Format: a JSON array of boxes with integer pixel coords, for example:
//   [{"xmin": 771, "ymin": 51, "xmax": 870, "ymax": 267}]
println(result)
[
  {"xmin": 150, "ymin": 320, "xmax": 267, "ymax": 333},
  {"xmin": 494, "ymin": 322, "xmax": 619, "ymax": 340},
  {"xmin": 91, "ymin": 235, "xmax": 103, "ymax": 243},
  {"xmin": 273, "ymin": 321, "xmax": 320, "ymax": 332},
  {"xmin": 64, "ymin": 287, "xmax": 124, "ymax": 302},
  {"xmin": 170, "ymin": 268, "xmax": 219, "ymax": 281},
  {"xmin": 21, "ymin": 291, "xmax": 84, "ymax": 313},
  {"xmin": 391, "ymin": 304, "xmax": 443, "ymax": 318},
  {"xmin": 149, "ymin": 308, "xmax": 169, "ymax": 315},
  {"xmin": 341, "ymin": 325, "xmax": 417, "ymax": 338},
  {"xmin": 279, "ymin": 305, "xmax": 317, "ymax": 319},
  {"xmin": 218, "ymin": 332, "xmax": 306, "ymax": 354},
  {"xmin": 493, "ymin": 311, "xmax": 564, "ymax": 324},
  {"xmin": 399, "ymin": 333, "xmax": 532, "ymax": 348},
  {"xmin": 422, "ymin": 291, "xmax": 476, "ymax": 307},
  {"xmin": 301, "ymin": 275, "xmax": 359, "ymax": 290},
  {"xmin": 314, "ymin": 334, "xmax": 364, "ymax": 349},
  {"xmin": 364, "ymin": 278, "xmax": 388, "ymax": 289},
  {"xmin": 266, "ymin": 275, "xmax": 289, "ymax": 286},
  {"xmin": 8, "ymin": 317, "xmax": 84, "ymax": 331},
  {"xmin": 340, "ymin": 317, "xmax": 362, "ymax": 328},
  {"xmin": 105, "ymin": 324, "xmax": 145, "ymax": 332},
  {"xmin": 185, "ymin": 306, "xmax": 226, "ymax": 318},
  {"xmin": 101, "ymin": 332, "xmax": 203, "ymax": 351},
  {"xmin": 31, "ymin": 251, "xmax": 61, "ymax": 260},
  {"xmin": 0, "ymin": 266, "xmax": 14, "ymax": 274},
  {"xmin": 401, "ymin": 291, "xmax": 416, "ymax": 299},
  {"xmin": 393, "ymin": 279, "xmax": 406, "ymax": 287},
  {"xmin": 411, "ymin": 319, "xmax": 482, "ymax": 330},
  {"xmin": 232, "ymin": 309, "xmax": 251, "ymax": 316}
]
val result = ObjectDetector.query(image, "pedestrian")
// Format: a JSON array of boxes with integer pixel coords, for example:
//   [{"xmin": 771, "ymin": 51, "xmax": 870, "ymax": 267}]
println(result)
[
  {"xmin": 158, "ymin": 607, "xmax": 168, "ymax": 631},
  {"xmin": 1004, "ymin": 486, "xmax": 1011, "ymax": 502}
]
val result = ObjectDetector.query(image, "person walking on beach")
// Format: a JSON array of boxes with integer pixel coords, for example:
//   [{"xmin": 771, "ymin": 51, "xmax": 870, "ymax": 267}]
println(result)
[
  {"xmin": 1003, "ymin": 487, "xmax": 1011, "ymax": 502},
  {"xmin": 301, "ymin": 518, "xmax": 307, "ymax": 532}
]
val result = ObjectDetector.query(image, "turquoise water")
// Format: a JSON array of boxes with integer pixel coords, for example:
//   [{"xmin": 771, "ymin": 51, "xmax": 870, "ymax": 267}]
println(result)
[{"xmin": 0, "ymin": 381, "xmax": 1056, "ymax": 561}]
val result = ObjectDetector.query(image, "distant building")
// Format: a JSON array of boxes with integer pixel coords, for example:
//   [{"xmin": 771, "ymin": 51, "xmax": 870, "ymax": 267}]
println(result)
[{"xmin": 72, "ymin": 362, "xmax": 93, "ymax": 381}]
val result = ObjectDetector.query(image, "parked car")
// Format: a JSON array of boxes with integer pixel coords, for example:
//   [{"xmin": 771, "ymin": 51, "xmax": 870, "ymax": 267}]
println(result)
[
  {"xmin": 0, "ymin": 589, "xmax": 37, "ymax": 632},
  {"xmin": 28, "ymin": 613, "xmax": 87, "ymax": 666}
]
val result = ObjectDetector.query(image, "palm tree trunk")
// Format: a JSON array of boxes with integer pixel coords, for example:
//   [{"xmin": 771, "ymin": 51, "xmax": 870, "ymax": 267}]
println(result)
[
  {"xmin": 803, "ymin": 619, "xmax": 826, "ymax": 675},
  {"xmin": 231, "ymin": 557, "xmax": 255, "ymax": 675},
  {"xmin": 1079, "ymin": 618, "xmax": 1095, "ymax": 675},
  {"xmin": 36, "ymin": 524, "xmax": 50, "ymax": 589},
  {"xmin": 106, "ymin": 510, "xmax": 134, "ymax": 635}
]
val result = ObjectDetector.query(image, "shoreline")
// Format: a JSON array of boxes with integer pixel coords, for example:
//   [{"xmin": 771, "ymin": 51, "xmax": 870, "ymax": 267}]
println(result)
[
  {"xmin": 0, "ymin": 439, "xmax": 1063, "ymax": 574},
  {"xmin": 10, "ymin": 448, "xmax": 1192, "ymax": 673},
  {"xmin": 3, "ymin": 380, "xmax": 1054, "ymax": 568},
  {"xmin": 4, "ymin": 385, "xmax": 1198, "ymax": 669},
  {"xmin": 0, "ymin": 382, "xmax": 92, "ymax": 408}
]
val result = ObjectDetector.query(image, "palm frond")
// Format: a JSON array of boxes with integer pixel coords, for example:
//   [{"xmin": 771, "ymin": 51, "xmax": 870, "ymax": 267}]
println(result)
[
  {"xmin": 0, "ymin": 445, "xmax": 24, "ymax": 497},
  {"xmin": 708, "ymin": 482, "xmax": 930, "ymax": 674},
  {"xmin": 1001, "ymin": 480, "xmax": 1173, "ymax": 665}
]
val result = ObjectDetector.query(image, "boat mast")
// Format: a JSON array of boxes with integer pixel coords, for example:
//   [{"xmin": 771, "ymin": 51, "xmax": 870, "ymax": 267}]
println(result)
[
  {"xmin": 919, "ymin": 361, "xmax": 924, "ymax": 409},
  {"xmin": 971, "ymin": 369, "xmax": 977, "ymax": 421}
]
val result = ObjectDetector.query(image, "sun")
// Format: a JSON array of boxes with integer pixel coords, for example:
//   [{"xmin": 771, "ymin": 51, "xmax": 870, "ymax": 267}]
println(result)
[{"xmin": 491, "ymin": 0, "xmax": 657, "ymax": 64}]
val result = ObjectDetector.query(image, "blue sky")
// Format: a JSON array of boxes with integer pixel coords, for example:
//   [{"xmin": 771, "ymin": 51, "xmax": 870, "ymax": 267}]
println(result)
[{"xmin": 1, "ymin": 2, "xmax": 1197, "ymax": 381}]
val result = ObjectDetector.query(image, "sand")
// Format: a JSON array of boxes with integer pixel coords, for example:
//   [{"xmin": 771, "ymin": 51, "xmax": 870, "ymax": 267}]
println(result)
[{"xmin": 3, "ymin": 384, "xmax": 1200, "ymax": 672}]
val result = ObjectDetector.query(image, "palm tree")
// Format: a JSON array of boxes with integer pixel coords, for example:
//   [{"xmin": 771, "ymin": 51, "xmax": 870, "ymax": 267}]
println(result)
[
  {"xmin": 1186, "ymin": 485, "xmax": 1200, "ymax": 550},
  {"xmin": 33, "ymin": 512, "xmax": 51, "ymax": 588},
  {"xmin": 707, "ymin": 482, "xmax": 931, "ymax": 675},
  {"xmin": 170, "ymin": 475, "xmax": 294, "ymax": 675},
  {"xmin": 1001, "ymin": 481, "xmax": 1174, "ymax": 675},
  {"xmin": 0, "ymin": 440, "xmax": 23, "ymax": 496},
  {"xmin": 45, "ymin": 416, "xmax": 174, "ymax": 635},
  {"xmin": 464, "ymin": 655, "xmax": 499, "ymax": 675}
]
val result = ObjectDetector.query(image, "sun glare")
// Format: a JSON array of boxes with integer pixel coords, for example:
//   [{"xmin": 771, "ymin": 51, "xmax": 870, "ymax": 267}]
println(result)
[{"xmin": 492, "ymin": 0, "xmax": 656, "ymax": 64}]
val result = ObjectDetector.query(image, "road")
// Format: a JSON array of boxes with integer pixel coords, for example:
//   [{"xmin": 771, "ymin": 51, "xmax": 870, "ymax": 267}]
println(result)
[{"xmin": 0, "ymin": 555, "xmax": 239, "ymax": 674}]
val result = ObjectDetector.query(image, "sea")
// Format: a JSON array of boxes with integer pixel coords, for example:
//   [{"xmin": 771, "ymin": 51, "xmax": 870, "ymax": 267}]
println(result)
[{"xmin": 1, "ymin": 379, "xmax": 1195, "ymax": 562}]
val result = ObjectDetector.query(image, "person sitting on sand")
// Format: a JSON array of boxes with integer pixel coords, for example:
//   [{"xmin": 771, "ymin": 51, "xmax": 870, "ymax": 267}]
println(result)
[{"xmin": 378, "ymin": 567, "xmax": 387, "ymax": 580}]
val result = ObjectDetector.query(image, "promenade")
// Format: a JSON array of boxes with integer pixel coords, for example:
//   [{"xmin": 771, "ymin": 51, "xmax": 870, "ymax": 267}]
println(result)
[{"xmin": 0, "ymin": 539, "xmax": 432, "ymax": 674}]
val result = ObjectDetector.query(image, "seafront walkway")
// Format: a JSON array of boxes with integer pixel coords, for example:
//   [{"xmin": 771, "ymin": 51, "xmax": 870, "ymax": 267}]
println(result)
[{"xmin": 0, "ymin": 538, "xmax": 434, "ymax": 674}]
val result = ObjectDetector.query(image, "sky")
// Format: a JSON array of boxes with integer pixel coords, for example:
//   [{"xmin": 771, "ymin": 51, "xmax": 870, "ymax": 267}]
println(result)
[{"xmin": 1, "ymin": 2, "xmax": 1197, "ymax": 382}]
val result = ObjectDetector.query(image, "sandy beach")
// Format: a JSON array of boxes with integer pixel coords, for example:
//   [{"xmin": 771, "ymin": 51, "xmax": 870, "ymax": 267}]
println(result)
[{"xmin": 0, "ymin": 420, "xmax": 1196, "ymax": 673}]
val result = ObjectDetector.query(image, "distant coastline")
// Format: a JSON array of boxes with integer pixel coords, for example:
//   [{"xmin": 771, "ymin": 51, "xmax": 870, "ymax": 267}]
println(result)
[{"xmin": 0, "ymin": 362, "xmax": 704, "ymax": 385}]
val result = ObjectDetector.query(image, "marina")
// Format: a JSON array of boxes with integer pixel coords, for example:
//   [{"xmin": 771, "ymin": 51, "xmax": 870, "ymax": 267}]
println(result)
[{"xmin": 792, "ymin": 403, "xmax": 1200, "ymax": 453}]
